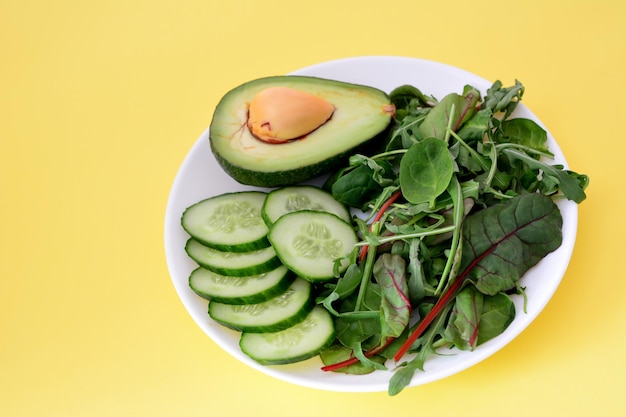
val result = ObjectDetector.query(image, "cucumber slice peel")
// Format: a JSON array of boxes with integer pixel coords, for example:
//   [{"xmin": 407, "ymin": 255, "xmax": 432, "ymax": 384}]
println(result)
[
  {"xmin": 239, "ymin": 306, "xmax": 335, "ymax": 365},
  {"xmin": 181, "ymin": 191, "xmax": 270, "ymax": 252},
  {"xmin": 188, "ymin": 265, "xmax": 296, "ymax": 305},
  {"xmin": 185, "ymin": 238, "xmax": 282, "ymax": 277},
  {"xmin": 262, "ymin": 185, "xmax": 351, "ymax": 226},
  {"xmin": 208, "ymin": 277, "xmax": 314, "ymax": 333}
]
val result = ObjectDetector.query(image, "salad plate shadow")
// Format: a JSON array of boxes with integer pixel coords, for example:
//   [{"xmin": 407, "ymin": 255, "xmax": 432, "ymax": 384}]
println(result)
[{"xmin": 164, "ymin": 56, "xmax": 578, "ymax": 393}]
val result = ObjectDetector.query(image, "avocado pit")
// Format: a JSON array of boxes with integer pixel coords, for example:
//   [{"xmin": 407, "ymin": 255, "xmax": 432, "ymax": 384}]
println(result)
[{"xmin": 247, "ymin": 86, "xmax": 335, "ymax": 144}]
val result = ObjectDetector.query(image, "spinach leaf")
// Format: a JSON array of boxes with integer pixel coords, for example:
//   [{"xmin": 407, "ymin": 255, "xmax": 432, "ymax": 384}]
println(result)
[
  {"xmin": 329, "ymin": 159, "xmax": 396, "ymax": 209},
  {"xmin": 500, "ymin": 118, "xmax": 552, "ymax": 156},
  {"xmin": 399, "ymin": 138, "xmax": 454, "ymax": 207},
  {"xmin": 329, "ymin": 164, "xmax": 385, "ymax": 209},
  {"xmin": 389, "ymin": 84, "xmax": 435, "ymax": 111}
]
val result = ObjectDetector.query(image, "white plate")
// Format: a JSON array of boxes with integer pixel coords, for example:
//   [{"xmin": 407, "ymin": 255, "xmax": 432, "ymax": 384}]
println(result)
[{"xmin": 164, "ymin": 56, "xmax": 578, "ymax": 392}]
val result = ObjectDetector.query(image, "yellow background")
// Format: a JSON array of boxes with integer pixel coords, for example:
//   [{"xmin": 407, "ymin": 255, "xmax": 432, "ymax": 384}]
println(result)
[{"xmin": 2, "ymin": 0, "xmax": 624, "ymax": 415}]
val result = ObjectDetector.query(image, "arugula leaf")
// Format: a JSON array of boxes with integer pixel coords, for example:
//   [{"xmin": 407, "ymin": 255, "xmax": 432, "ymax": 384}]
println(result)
[
  {"xmin": 388, "ymin": 303, "xmax": 453, "ymax": 396},
  {"xmin": 482, "ymin": 80, "xmax": 524, "ymax": 118},
  {"xmin": 502, "ymin": 148, "xmax": 588, "ymax": 203}
]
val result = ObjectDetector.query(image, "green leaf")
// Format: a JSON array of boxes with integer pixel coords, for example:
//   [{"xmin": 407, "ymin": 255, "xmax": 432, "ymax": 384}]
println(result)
[
  {"xmin": 502, "ymin": 148, "xmax": 588, "ymax": 203},
  {"xmin": 334, "ymin": 284, "xmax": 383, "ymax": 349},
  {"xmin": 321, "ymin": 263, "xmax": 363, "ymax": 315},
  {"xmin": 444, "ymin": 285, "xmax": 484, "ymax": 351},
  {"xmin": 389, "ymin": 84, "xmax": 434, "ymax": 110},
  {"xmin": 388, "ymin": 360, "xmax": 424, "ymax": 396},
  {"xmin": 406, "ymin": 239, "xmax": 428, "ymax": 304},
  {"xmin": 319, "ymin": 344, "xmax": 385, "ymax": 375},
  {"xmin": 500, "ymin": 118, "xmax": 553, "ymax": 156},
  {"xmin": 373, "ymin": 254, "xmax": 411, "ymax": 339},
  {"xmin": 482, "ymin": 80, "xmax": 524, "ymax": 119},
  {"xmin": 418, "ymin": 89, "xmax": 481, "ymax": 140},
  {"xmin": 459, "ymin": 193, "xmax": 563, "ymax": 295},
  {"xmin": 330, "ymin": 164, "xmax": 385, "ymax": 209},
  {"xmin": 477, "ymin": 292, "xmax": 515, "ymax": 345},
  {"xmin": 456, "ymin": 108, "xmax": 492, "ymax": 142},
  {"xmin": 399, "ymin": 138, "xmax": 454, "ymax": 207}
]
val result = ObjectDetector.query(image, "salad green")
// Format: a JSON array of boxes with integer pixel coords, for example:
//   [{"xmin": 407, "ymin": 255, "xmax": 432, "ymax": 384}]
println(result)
[{"xmin": 317, "ymin": 79, "xmax": 588, "ymax": 395}]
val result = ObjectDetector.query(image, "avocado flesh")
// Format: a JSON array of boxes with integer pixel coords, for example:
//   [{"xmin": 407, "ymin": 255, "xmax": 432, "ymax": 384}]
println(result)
[{"xmin": 209, "ymin": 75, "xmax": 394, "ymax": 187}]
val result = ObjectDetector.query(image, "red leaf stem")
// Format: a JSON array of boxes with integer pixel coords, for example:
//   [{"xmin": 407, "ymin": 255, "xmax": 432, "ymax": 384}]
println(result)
[
  {"xmin": 392, "ymin": 274, "xmax": 465, "ymax": 361},
  {"xmin": 321, "ymin": 337, "xmax": 395, "ymax": 372},
  {"xmin": 392, "ymin": 237, "xmax": 497, "ymax": 362}
]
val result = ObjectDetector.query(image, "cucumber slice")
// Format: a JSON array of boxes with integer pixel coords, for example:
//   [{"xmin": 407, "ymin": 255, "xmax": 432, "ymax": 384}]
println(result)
[
  {"xmin": 262, "ymin": 185, "xmax": 351, "ymax": 226},
  {"xmin": 181, "ymin": 191, "xmax": 269, "ymax": 252},
  {"xmin": 239, "ymin": 306, "xmax": 335, "ymax": 365},
  {"xmin": 208, "ymin": 277, "xmax": 314, "ymax": 333},
  {"xmin": 188, "ymin": 265, "xmax": 296, "ymax": 305},
  {"xmin": 268, "ymin": 210, "xmax": 357, "ymax": 282},
  {"xmin": 185, "ymin": 238, "xmax": 282, "ymax": 277}
]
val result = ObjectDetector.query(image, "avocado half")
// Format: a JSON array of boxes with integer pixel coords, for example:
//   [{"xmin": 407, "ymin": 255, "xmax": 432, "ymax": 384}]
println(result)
[{"xmin": 209, "ymin": 75, "xmax": 395, "ymax": 187}]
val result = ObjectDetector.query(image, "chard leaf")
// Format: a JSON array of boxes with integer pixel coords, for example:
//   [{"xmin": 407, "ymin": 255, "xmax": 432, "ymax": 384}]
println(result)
[
  {"xmin": 476, "ymin": 292, "xmax": 515, "ymax": 345},
  {"xmin": 459, "ymin": 193, "xmax": 563, "ymax": 296},
  {"xmin": 373, "ymin": 254, "xmax": 411, "ymax": 339},
  {"xmin": 444, "ymin": 285, "xmax": 484, "ymax": 351},
  {"xmin": 319, "ymin": 344, "xmax": 385, "ymax": 375},
  {"xmin": 443, "ymin": 287, "xmax": 516, "ymax": 350},
  {"xmin": 419, "ymin": 89, "xmax": 481, "ymax": 140}
]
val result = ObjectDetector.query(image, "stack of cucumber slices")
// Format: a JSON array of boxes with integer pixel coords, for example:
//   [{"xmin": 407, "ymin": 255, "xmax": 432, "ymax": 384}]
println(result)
[{"xmin": 181, "ymin": 185, "xmax": 356, "ymax": 365}]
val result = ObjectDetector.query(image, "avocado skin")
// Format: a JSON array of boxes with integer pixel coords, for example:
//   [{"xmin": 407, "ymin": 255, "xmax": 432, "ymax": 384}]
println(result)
[
  {"xmin": 208, "ymin": 75, "xmax": 394, "ymax": 187},
  {"xmin": 212, "ymin": 126, "xmax": 391, "ymax": 188}
]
